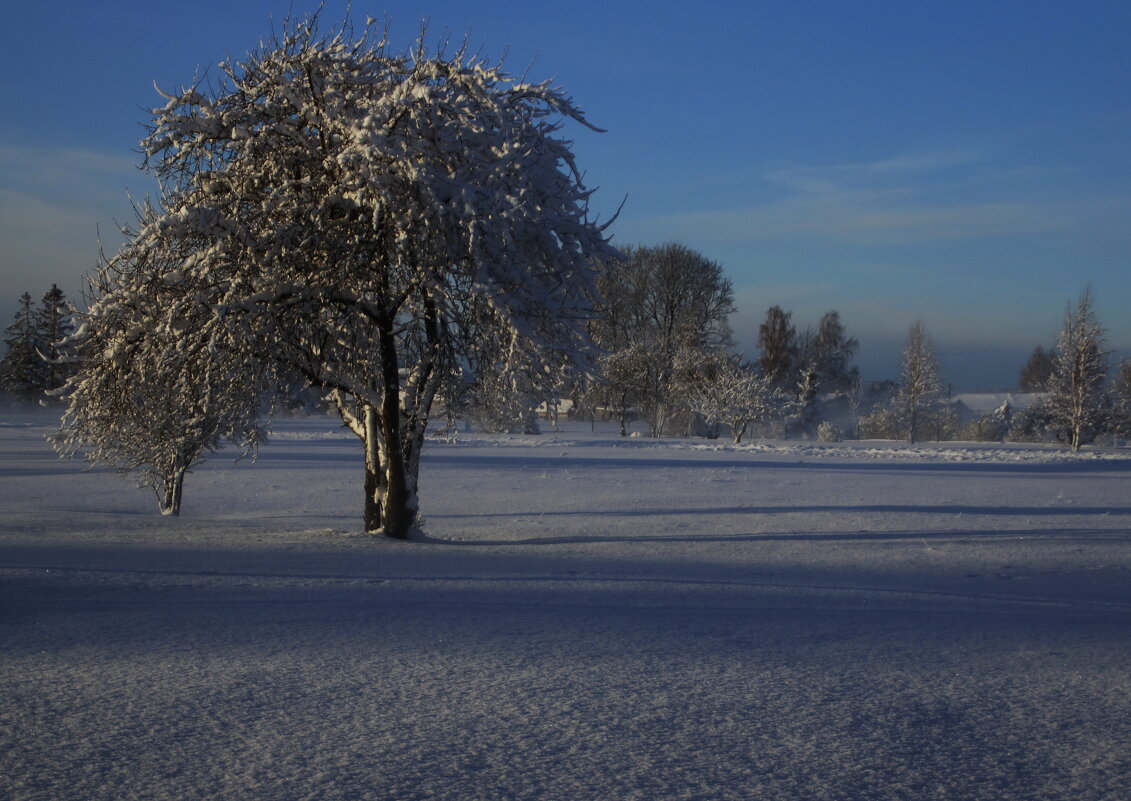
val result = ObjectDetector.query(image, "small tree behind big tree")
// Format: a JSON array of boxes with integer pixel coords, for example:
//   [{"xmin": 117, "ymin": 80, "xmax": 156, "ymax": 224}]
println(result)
[
  {"xmin": 58, "ymin": 15, "xmax": 617, "ymax": 536},
  {"xmin": 54, "ymin": 203, "xmax": 272, "ymax": 516},
  {"xmin": 35, "ymin": 284, "xmax": 75, "ymax": 394}
]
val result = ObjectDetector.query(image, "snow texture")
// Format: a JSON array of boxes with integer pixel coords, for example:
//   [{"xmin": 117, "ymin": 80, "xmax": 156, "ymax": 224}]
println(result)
[{"xmin": 3, "ymin": 410, "xmax": 1130, "ymax": 800}]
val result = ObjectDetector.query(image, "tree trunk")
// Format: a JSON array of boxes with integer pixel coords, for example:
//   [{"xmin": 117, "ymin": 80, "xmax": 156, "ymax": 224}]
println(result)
[
  {"xmin": 160, "ymin": 467, "xmax": 185, "ymax": 516},
  {"xmin": 363, "ymin": 406, "xmax": 383, "ymax": 533},
  {"xmin": 376, "ymin": 328, "xmax": 417, "ymax": 540}
]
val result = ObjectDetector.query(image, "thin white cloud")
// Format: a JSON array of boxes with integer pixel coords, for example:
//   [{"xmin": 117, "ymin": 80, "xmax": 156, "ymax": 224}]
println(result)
[
  {"xmin": 762, "ymin": 147, "xmax": 987, "ymax": 193},
  {"xmin": 629, "ymin": 148, "xmax": 1126, "ymax": 248}
]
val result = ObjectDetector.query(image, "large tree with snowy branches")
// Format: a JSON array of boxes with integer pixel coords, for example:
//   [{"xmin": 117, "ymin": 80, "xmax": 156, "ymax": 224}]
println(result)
[{"xmin": 59, "ymin": 15, "xmax": 617, "ymax": 537}]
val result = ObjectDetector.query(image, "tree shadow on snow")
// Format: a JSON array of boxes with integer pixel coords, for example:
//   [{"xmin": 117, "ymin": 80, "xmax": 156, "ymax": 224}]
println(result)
[
  {"xmin": 421, "ymin": 451, "xmax": 1131, "ymax": 476},
  {"xmin": 427, "ymin": 502, "xmax": 1131, "ymax": 520},
  {"xmin": 421, "ymin": 526, "xmax": 1131, "ymax": 547}
]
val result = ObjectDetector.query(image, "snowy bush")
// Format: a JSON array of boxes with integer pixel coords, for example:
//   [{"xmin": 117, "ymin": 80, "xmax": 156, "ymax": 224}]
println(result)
[
  {"xmin": 817, "ymin": 421, "xmax": 842, "ymax": 442},
  {"xmin": 857, "ymin": 406, "xmax": 902, "ymax": 440}
]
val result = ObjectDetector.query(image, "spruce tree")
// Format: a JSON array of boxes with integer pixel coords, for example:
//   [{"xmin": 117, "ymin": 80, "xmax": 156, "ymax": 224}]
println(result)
[
  {"xmin": 1018, "ymin": 346, "xmax": 1055, "ymax": 392},
  {"xmin": 1, "ymin": 293, "xmax": 44, "ymax": 400},
  {"xmin": 34, "ymin": 284, "xmax": 75, "ymax": 394}
]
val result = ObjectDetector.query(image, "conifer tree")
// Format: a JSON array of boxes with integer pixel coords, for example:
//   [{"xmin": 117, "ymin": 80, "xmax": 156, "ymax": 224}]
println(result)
[
  {"xmin": 1, "ymin": 293, "xmax": 43, "ymax": 400},
  {"xmin": 801, "ymin": 310, "xmax": 860, "ymax": 395},
  {"xmin": 1018, "ymin": 346, "xmax": 1054, "ymax": 392},
  {"xmin": 34, "ymin": 284, "xmax": 75, "ymax": 394}
]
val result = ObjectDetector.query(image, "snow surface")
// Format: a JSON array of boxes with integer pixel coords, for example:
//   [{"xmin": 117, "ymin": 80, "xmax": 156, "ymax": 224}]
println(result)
[{"xmin": 2, "ymin": 410, "xmax": 1130, "ymax": 801}]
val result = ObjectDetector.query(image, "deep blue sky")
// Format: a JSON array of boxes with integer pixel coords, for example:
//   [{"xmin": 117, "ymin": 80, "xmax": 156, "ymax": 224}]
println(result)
[{"xmin": 2, "ymin": 0, "xmax": 1128, "ymax": 390}]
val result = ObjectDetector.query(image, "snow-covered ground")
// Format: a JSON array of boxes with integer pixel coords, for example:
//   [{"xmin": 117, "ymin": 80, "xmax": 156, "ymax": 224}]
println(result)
[{"xmin": 2, "ymin": 411, "xmax": 1130, "ymax": 801}]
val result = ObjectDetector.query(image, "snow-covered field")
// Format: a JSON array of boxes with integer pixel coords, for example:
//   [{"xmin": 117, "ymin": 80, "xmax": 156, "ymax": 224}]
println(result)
[{"xmin": 2, "ymin": 410, "xmax": 1130, "ymax": 801}]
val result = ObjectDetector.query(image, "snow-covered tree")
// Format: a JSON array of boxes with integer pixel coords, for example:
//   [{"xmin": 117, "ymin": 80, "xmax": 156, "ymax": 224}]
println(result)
[
  {"xmin": 591, "ymin": 243, "xmax": 734, "ymax": 437},
  {"xmin": 896, "ymin": 320, "xmax": 944, "ymax": 444},
  {"xmin": 1110, "ymin": 360, "xmax": 1131, "ymax": 441},
  {"xmin": 54, "ymin": 204, "xmax": 272, "ymax": 515},
  {"xmin": 681, "ymin": 350, "xmax": 784, "ymax": 444},
  {"xmin": 585, "ymin": 343, "xmax": 649, "ymax": 436},
  {"xmin": 791, "ymin": 360, "xmax": 821, "ymax": 436},
  {"xmin": 593, "ymin": 341, "xmax": 675, "ymax": 438},
  {"xmin": 34, "ymin": 284, "xmax": 75, "ymax": 394},
  {"xmin": 1045, "ymin": 289, "xmax": 1107, "ymax": 451},
  {"xmin": 1, "ymin": 293, "xmax": 44, "ymax": 400},
  {"xmin": 70, "ymin": 15, "xmax": 616, "ymax": 536}
]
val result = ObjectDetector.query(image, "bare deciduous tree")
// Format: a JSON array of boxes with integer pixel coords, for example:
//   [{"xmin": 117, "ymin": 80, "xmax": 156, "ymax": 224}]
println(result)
[
  {"xmin": 591, "ymin": 243, "xmax": 734, "ymax": 437},
  {"xmin": 757, "ymin": 305, "xmax": 797, "ymax": 389}
]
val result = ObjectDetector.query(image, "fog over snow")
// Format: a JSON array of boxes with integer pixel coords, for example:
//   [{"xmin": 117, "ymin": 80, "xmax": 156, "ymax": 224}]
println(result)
[{"xmin": 2, "ymin": 410, "xmax": 1130, "ymax": 800}]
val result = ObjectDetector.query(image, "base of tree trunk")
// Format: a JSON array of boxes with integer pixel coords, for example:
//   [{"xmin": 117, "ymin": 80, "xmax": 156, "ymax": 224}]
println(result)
[
  {"xmin": 159, "ymin": 470, "xmax": 184, "ymax": 516},
  {"xmin": 371, "ymin": 526, "xmax": 417, "ymax": 540}
]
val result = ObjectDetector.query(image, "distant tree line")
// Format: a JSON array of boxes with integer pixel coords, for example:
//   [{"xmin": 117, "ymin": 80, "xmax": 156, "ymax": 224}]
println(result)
[
  {"xmin": 527, "ymin": 263, "xmax": 1131, "ymax": 451},
  {"xmin": 855, "ymin": 289, "xmax": 1131, "ymax": 450},
  {"xmin": 8, "ymin": 265, "xmax": 1129, "ymax": 457},
  {"xmin": 563, "ymin": 241, "xmax": 865, "ymax": 443}
]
